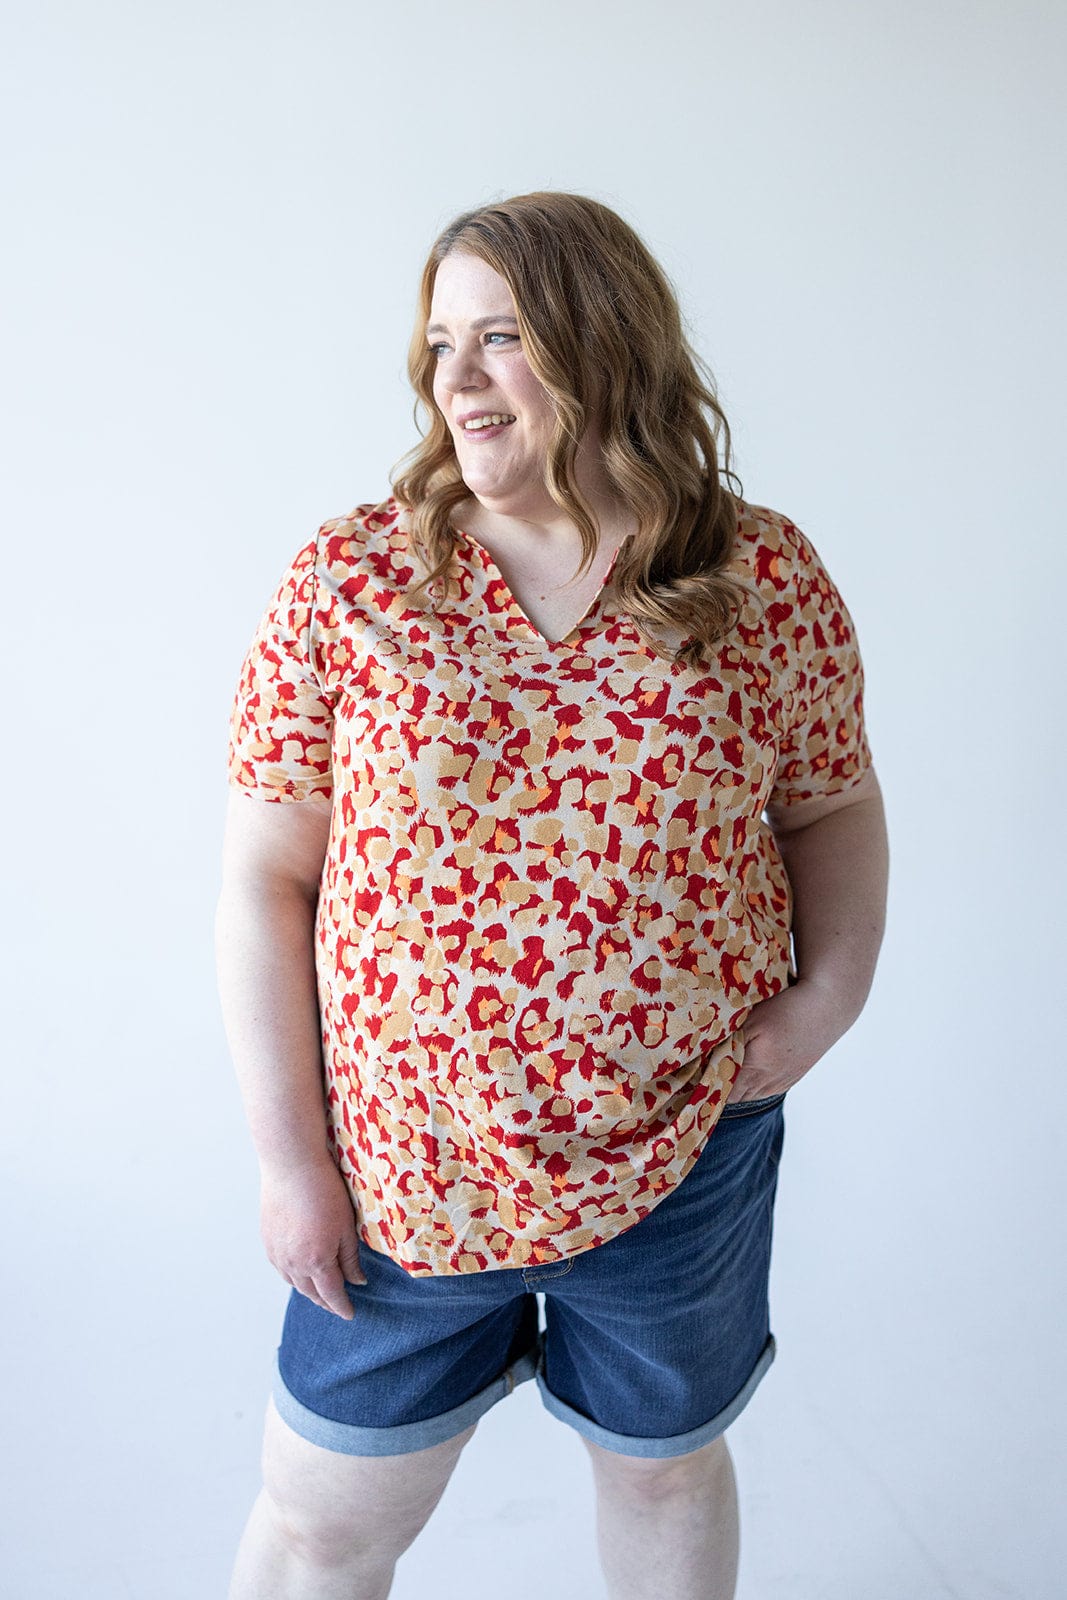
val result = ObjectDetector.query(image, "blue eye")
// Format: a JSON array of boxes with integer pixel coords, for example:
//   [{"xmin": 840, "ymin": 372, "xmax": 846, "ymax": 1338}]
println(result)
[{"xmin": 427, "ymin": 331, "xmax": 517, "ymax": 359}]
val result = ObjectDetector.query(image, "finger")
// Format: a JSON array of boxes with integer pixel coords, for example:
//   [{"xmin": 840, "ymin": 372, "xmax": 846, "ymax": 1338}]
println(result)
[
  {"xmin": 314, "ymin": 1262, "xmax": 357, "ymax": 1321},
  {"xmin": 338, "ymin": 1238, "xmax": 366, "ymax": 1287},
  {"xmin": 289, "ymin": 1273, "xmax": 338, "ymax": 1316}
]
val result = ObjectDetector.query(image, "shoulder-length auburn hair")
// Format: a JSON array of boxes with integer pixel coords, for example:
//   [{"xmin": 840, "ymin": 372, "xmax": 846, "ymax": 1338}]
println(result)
[{"xmin": 391, "ymin": 191, "xmax": 754, "ymax": 669}]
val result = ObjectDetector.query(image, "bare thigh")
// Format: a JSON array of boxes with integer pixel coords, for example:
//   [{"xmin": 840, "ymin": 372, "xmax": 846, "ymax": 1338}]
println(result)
[{"xmin": 260, "ymin": 1394, "xmax": 478, "ymax": 1552}]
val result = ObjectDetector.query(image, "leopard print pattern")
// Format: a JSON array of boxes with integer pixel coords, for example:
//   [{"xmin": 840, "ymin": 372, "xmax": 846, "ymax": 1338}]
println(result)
[{"xmin": 227, "ymin": 498, "xmax": 871, "ymax": 1274}]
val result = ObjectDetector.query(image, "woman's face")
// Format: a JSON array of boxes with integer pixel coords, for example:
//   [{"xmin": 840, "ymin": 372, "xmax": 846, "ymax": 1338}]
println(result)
[{"xmin": 427, "ymin": 252, "xmax": 559, "ymax": 516}]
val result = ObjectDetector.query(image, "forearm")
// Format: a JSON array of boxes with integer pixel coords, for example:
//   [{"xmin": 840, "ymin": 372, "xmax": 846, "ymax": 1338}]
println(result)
[
  {"xmin": 773, "ymin": 794, "xmax": 890, "ymax": 1028},
  {"xmin": 214, "ymin": 879, "xmax": 332, "ymax": 1175}
]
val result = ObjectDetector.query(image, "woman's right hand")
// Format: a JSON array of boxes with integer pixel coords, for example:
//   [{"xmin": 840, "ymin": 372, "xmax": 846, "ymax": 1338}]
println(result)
[{"xmin": 258, "ymin": 1153, "xmax": 366, "ymax": 1319}]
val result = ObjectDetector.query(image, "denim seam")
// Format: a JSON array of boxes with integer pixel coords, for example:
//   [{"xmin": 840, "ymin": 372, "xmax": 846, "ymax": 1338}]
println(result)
[{"xmin": 521, "ymin": 1256, "xmax": 577, "ymax": 1286}]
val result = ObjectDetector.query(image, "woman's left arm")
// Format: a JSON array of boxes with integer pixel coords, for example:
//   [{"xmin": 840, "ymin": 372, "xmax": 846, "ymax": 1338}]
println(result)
[{"xmin": 734, "ymin": 767, "xmax": 890, "ymax": 1100}]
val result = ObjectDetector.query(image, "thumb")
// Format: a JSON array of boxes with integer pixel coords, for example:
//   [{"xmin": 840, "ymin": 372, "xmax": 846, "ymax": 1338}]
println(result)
[{"xmin": 338, "ymin": 1233, "xmax": 367, "ymax": 1287}]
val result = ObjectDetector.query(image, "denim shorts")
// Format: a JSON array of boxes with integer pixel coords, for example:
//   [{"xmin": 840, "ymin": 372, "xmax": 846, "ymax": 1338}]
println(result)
[{"xmin": 272, "ymin": 1091, "xmax": 786, "ymax": 1460}]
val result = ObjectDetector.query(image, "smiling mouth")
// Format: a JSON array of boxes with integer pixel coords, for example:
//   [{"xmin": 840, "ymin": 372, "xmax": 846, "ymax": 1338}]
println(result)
[{"xmin": 461, "ymin": 413, "xmax": 516, "ymax": 432}]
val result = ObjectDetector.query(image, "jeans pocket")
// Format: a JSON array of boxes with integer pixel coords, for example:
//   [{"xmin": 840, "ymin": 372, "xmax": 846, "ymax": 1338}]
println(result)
[{"xmin": 718, "ymin": 1090, "xmax": 787, "ymax": 1120}]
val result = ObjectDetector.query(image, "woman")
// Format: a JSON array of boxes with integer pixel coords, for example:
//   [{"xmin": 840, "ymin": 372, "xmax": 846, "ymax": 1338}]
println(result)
[{"xmin": 217, "ymin": 191, "xmax": 889, "ymax": 1600}]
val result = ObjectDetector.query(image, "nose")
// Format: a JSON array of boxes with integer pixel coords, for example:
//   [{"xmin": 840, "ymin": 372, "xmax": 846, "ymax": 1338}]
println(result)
[{"xmin": 437, "ymin": 341, "xmax": 489, "ymax": 397}]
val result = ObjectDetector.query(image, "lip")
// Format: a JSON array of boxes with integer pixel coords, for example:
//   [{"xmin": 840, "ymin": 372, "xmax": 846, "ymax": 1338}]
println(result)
[{"xmin": 459, "ymin": 420, "xmax": 514, "ymax": 442}]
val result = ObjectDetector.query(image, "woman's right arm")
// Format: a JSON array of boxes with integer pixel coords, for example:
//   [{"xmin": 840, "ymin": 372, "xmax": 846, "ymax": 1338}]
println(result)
[{"xmin": 214, "ymin": 789, "xmax": 364, "ymax": 1318}]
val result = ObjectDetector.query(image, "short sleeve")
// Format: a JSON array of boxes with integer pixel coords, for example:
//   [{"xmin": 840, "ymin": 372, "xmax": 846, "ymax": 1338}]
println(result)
[
  {"xmin": 226, "ymin": 533, "xmax": 336, "ymax": 802},
  {"xmin": 768, "ymin": 530, "xmax": 873, "ymax": 808}
]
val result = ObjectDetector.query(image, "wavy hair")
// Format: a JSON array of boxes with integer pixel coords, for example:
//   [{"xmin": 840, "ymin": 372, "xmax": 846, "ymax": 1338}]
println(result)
[{"xmin": 390, "ymin": 191, "xmax": 754, "ymax": 668}]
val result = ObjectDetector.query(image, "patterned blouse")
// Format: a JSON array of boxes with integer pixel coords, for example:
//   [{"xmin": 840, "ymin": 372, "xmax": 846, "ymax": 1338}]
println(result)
[{"xmin": 227, "ymin": 496, "xmax": 872, "ymax": 1275}]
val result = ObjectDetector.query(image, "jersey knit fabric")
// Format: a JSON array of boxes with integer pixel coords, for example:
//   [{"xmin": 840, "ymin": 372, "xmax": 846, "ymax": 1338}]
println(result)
[{"xmin": 227, "ymin": 496, "xmax": 873, "ymax": 1276}]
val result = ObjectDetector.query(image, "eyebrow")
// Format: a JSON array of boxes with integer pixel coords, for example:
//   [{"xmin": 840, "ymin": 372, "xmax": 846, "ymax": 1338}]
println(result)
[{"xmin": 425, "ymin": 313, "xmax": 519, "ymax": 337}]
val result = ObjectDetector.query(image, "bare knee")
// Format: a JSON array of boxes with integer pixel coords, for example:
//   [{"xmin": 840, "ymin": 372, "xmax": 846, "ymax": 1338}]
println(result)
[
  {"xmin": 583, "ymin": 1432, "xmax": 734, "ymax": 1505},
  {"xmin": 257, "ymin": 1488, "xmax": 367, "ymax": 1572}
]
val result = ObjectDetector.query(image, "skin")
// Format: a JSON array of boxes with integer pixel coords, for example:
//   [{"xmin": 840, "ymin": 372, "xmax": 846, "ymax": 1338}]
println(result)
[
  {"xmin": 217, "ymin": 250, "xmax": 890, "ymax": 1598},
  {"xmin": 427, "ymin": 252, "xmax": 638, "ymax": 606},
  {"xmin": 427, "ymin": 250, "xmax": 567, "ymax": 522}
]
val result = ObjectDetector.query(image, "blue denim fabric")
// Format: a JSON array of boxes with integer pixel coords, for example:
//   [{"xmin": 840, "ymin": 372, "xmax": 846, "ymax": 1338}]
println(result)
[{"xmin": 274, "ymin": 1092, "xmax": 786, "ymax": 1459}]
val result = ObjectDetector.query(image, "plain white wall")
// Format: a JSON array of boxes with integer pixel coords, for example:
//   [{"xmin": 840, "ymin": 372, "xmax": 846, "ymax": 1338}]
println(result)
[{"xmin": 3, "ymin": 2, "xmax": 1064, "ymax": 1596}]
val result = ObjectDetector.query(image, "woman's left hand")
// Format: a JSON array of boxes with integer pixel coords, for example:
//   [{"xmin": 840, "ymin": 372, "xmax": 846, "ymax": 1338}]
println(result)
[{"xmin": 732, "ymin": 977, "xmax": 855, "ymax": 1101}]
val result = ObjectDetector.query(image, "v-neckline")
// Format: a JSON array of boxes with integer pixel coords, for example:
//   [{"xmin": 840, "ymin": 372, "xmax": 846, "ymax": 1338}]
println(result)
[{"xmin": 454, "ymin": 528, "xmax": 626, "ymax": 649}]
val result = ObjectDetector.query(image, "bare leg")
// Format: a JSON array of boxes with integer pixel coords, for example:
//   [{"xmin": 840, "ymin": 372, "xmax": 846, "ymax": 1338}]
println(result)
[
  {"xmin": 229, "ymin": 1396, "xmax": 477, "ymax": 1600},
  {"xmin": 583, "ymin": 1433, "xmax": 740, "ymax": 1600}
]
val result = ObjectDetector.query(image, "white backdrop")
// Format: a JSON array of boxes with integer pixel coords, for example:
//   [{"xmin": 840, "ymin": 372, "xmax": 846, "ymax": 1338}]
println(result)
[{"xmin": 2, "ymin": 3, "xmax": 1064, "ymax": 1596}]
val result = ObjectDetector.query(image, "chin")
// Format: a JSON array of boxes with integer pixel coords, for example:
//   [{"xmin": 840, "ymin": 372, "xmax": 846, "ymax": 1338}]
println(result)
[{"xmin": 461, "ymin": 472, "xmax": 514, "ymax": 501}]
